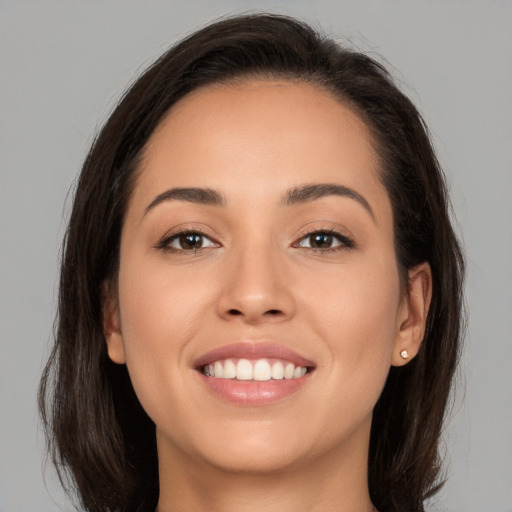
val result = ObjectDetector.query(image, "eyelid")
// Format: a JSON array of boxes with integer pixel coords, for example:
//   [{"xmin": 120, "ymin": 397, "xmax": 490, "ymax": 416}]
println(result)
[
  {"xmin": 155, "ymin": 226, "xmax": 222, "ymax": 252},
  {"xmin": 292, "ymin": 225, "xmax": 356, "ymax": 251},
  {"xmin": 154, "ymin": 223, "xmax": 354, "ymax": 253}
]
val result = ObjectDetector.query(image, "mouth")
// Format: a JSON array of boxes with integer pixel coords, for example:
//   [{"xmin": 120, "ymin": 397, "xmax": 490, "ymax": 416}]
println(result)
[
  {"xmin": 194, "ymin": 342, "xmax": 315, "ymax": 404},
  {"xmin": 201, "ymin": 358, "xmax": 311, "ymax": 381}
]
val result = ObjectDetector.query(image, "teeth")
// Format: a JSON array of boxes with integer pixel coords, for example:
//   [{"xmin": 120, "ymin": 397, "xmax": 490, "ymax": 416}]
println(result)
[
  {"xmin": 293, "ymin": 366, "xmax": 303, "ymax": 379},
  {"xmin": 204, "ymin": 358, "xmax": 308, "ymax": 381},
  {"xmin": 271, "ymin": 361, "xmax": 284, "ymax": 380},
  {"xmin": 284, "ymin": 362, "xmax": 295, "ymax": 379},
  {"xmin": 214, "ymin": 361, "xmax": 224, "ymax": 379},
  {"xmin": 236, "ymin": 359, "xmax": 253, "ymax": 380},
  {"xmin": 253, "ymin": 359, "xmax": 272, "ymax": 381},
  {"xmin": 223, "ymin": 359, "xmax": 237, "ymax": 379}
]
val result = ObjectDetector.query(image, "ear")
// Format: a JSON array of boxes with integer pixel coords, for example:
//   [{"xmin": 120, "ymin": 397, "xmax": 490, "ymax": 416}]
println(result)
[
  {"xmin": 392, "ymin": 263, "xmax": 432, "ymax": 367},
  {"xmin": 102, "ymin": 281, "xmax": 126, "ymax": 364}
]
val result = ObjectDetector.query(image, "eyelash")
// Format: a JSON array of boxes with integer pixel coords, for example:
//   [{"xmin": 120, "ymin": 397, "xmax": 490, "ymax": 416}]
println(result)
[
  {"xmin": 156, "ymin": 228, "xmax": 355, "ymax": 254},
  {"xmin": 292, "ymin": 228, "xmax": 355, "ymax": 252},
  {"xmin": 155, "ymin": 229, "xmax": 220, "ymax": 253}
]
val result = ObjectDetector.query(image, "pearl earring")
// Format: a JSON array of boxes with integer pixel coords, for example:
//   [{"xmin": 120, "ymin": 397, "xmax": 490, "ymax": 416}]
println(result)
[{"xmin": 400, "ymin": 349, "xmax": 409, "ymax": 360}]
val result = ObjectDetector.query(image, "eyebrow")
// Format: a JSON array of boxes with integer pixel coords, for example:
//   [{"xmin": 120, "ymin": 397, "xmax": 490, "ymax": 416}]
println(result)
[
  {"xmin": 144, "ymin": 183, "xmax": 374, "ymax": 219},
  {"xmin": 283, "ymin": 183, "xmax": 374, "ymax": 218},
  {"xmin": 144, "ymin": 187, "xmax": 225, "ymax": 215}
]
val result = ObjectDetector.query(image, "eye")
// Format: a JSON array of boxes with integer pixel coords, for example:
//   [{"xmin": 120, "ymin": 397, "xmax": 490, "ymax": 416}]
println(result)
[
  {"xmin": 159, "ymin": 231, "xmax": 218, "ymax": 251},
  {"xmin": 295, "ymin": 230, "xmax": 354, "ymax": 250}
]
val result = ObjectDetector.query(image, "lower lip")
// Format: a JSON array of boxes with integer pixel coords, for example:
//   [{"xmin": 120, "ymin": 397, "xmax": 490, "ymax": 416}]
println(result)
[{"xmin": 198, "ymin": 373, "xmax": 311, "ymax": 405}]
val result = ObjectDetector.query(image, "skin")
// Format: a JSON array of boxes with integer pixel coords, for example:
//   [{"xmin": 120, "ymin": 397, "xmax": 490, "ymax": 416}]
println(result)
[{"xmin": 104, "ymin": 80, "xmax": 431, "ymax": 512}]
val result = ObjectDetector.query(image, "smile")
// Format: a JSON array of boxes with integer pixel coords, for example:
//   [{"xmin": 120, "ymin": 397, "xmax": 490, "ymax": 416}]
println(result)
[
  {"xmin": 203, "ymin": 358, "xmax": 309, "ymax": 381},
  {"xmin": 194, "ymin": 342, "xmax": 315, "ymax": 404}
]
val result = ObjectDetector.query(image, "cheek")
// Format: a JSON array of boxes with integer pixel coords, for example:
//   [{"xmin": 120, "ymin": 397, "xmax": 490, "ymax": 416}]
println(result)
[
  {"xmin": 118, "ymin": 248, "xmax": 213, "ymax": 342},
  {"xmin": 115, "ymin": 253, "xmax": 215, "ymax": 408},
  {"xmin": 304, "ymin": 255, "xmax": 401, "ymax": 378}
]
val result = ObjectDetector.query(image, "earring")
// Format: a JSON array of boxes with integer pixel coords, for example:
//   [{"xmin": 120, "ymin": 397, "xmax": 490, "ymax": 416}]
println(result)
[{"xmin": 400, "ymin": 349, "xmax": 409, "ymax": 360}]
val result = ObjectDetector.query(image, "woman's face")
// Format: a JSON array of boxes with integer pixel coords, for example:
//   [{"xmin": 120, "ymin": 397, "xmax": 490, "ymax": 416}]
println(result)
[{"xmin": 105, "ymin": 80, "xmax": 419, "ymax": 474}]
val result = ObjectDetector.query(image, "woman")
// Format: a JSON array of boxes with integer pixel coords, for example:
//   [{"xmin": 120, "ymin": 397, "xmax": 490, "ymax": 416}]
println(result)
[{"xmin": 39, "ymin": 13, "xmax": 465, "ymax": 512}]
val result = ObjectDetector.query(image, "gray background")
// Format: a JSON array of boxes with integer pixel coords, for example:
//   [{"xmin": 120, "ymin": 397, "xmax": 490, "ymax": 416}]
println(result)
[{"xmin": 1, "ymin": 1, "xmax": 511, "ymax": 511}]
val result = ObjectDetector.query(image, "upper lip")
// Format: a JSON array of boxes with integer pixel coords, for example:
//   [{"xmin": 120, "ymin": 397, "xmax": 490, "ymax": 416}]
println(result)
[{"xmin": 193, "ymin": 341, "xmax": 315, "ymax": 369}]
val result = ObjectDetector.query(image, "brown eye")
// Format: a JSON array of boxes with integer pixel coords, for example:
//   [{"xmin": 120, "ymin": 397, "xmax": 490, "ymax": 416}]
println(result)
[
  {"xmin": 166, "ymin": 232, "xmax": 217, "ymax": 250},
  {"xmin": 299, "ymin": 232, "xmax": 341, "ymax": 249},
  {"xmin": 295, "ymin": 230, "xmax": 354, "ymax": 251},
  {"xmin": 308, "ymin": 233, "xmax": 335, "ymax": 248},
  {"xmin": 179, "ymin": 233, "xmax": 203, "ymax": 249}
]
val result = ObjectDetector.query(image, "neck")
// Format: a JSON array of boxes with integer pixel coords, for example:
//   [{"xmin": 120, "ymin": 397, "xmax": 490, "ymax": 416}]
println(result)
[{"xmin": 154, "ymin": 425, "xmax": 375, "ymax": 512}]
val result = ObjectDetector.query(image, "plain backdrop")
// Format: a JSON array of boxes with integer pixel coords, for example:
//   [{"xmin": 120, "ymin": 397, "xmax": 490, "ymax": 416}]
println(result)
[{"xmin": 1, "ymin": 1, "xmax": 511, "ymax": 511}]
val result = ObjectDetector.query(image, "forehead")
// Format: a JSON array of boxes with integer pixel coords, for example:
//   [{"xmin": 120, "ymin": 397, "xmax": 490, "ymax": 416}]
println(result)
[
  {"xmin": 148, "ymin": 79, "xmax": 376, "ymax": 162},
  {"xmin": 130, "ymin": 79, "xmax": 389, "ymax": 216}
]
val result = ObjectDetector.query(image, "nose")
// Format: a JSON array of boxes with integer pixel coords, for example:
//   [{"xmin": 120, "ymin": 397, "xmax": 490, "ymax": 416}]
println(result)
[{"xmin": 216, "ymin": 240, "xmax": 296, "ymax": 325}]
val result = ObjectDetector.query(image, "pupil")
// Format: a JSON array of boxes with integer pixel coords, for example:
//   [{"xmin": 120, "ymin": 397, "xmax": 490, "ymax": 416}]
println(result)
[
  {"xmin": 311, "ymin": 233, "xmax": 332, "ymax": 248},
  {"xmin": 180, "ymin": 233, "xmax": 202, "ymax": 249}
]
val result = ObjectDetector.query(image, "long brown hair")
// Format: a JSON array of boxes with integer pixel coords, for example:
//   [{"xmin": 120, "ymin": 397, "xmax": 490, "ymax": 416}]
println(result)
[{"xmin": 39, "ymin": 13, "xmax": 465, "ymax": 512}]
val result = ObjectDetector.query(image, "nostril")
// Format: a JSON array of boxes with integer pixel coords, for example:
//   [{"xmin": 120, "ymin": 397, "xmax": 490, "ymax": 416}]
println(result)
[{"xmin": 227, "ymin": 308, "xmax": 282, "ymax": 317}]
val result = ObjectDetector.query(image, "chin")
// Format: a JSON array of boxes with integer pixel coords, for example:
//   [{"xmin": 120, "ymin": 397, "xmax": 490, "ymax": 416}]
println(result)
[
  {"xmin": 203, "ymin": 441, "xmax": 306, "ymax": 475},
  {"xmin": 160, "ymin": 419, "xmax": 311, "ymax": 475}
]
